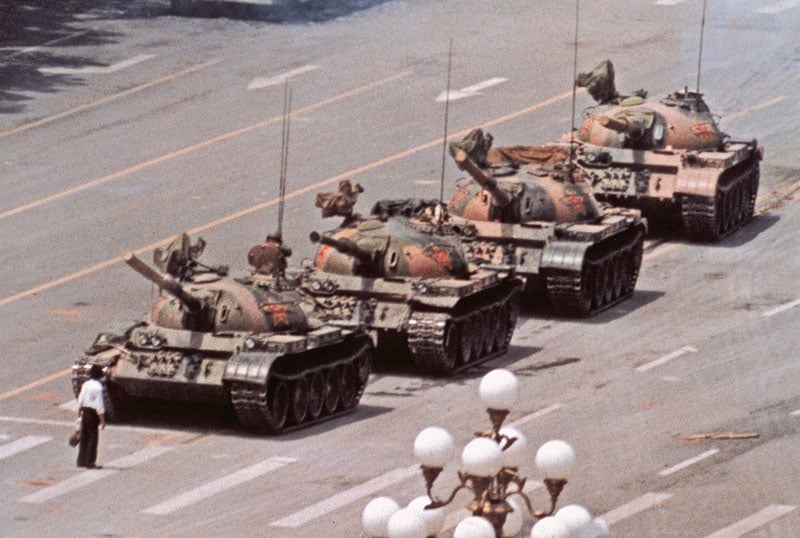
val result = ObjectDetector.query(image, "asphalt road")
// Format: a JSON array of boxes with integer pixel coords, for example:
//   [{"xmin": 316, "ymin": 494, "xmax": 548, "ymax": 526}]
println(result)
[{"xmin": 1, "ymin": 0, "xmax": 799, "ymax": 536}]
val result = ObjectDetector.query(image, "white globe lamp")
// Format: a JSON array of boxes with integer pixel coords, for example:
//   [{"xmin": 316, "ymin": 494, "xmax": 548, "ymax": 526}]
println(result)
[
  {"xmin": 530, "ymin": 516, "xmax": 571, "ymax": 538},
  {"xmin": 461, "ymin": 437, "xmax": 503, "ymax": 477},
  {"xmin": 407, "ymin": 496, "xmax": 445, "ymax": 537},
  {"xmin": 453, "ymin": 516, "xmax": 496, "ymax": 538},
  {"xmin": 386, "ymin": 508, "xmax": 427, "ymax": 538},
  {"xmin": 479, "ymin": 369, "xmax": 519, "ymax": 411},
  {"xmin": 535, "ymin": 440, "xmax": 576, "ymax": 480},
  {"xmin": 363, "ymin": 496, "xmax": 400, "ymax": 537},
  {"xmin": 414, "ymin": 427, "xmax": 455, "ymax": 469}
]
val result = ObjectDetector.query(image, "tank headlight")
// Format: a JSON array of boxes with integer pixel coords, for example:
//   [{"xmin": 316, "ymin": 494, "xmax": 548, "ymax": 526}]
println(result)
[
  {"xmin": 323, "ymin": 281, "xmax": 335, "ymax": 292},
  {"xmin": 137, "ymin": 333, "xmax": 150, "ymax": 346},
  {"xmin": 150, "ymin": 335, "xmax": 164, "ymax": 347},
  {"xmin": 311, "ymin": 280, "xmax": 322, "ymax": 291},
  {"xmin": 244, "ymin": 337, "xmax": 257, "ymax": 350},
  {"xmin": 414, "ymin": 283, "xmax": 430, "ymax": 294}
]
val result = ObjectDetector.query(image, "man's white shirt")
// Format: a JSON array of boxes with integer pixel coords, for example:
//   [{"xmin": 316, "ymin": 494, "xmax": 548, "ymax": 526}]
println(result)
[{"xmin": 77, "ymin": 379, "xmax": 105, "ymax": 415}]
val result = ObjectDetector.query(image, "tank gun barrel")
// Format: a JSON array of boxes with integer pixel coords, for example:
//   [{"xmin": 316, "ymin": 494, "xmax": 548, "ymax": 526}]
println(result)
[
  {"xmin": 309, "ymin": 232, "xmax": 375, "ymax": 267},
  {"xmin": 451, "ymin": 147, "xmax": 512, "ymax": 206},
  {"xmin": 124, "ymin": 252, "xmax": 205, "ymax": 312}
]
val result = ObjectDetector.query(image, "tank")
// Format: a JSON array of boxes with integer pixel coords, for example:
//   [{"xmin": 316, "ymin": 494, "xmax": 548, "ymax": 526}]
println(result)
[
  {"xmin": 299, "ymin": 182, "xmax": 523, "ymax": 376},
  {"xmin": 70, "ymin": 233, "xmax": 373, "ymax": 435},
  {"xmin": 572, "ymin": 59, "xmax": 763, "ymax": 241},
  {"xmin": 374, "ymin": 129, "xmax": 646, "ymax": 317}
]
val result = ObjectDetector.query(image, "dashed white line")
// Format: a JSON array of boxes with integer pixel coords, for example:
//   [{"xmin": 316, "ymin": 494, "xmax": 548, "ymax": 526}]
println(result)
[
  {"xmin": 247, "ymin": 65, "xmax": 320, "ymax": 90},
  {"xmin": 658, "ymin": 448, "xmax": 719, "ymax": 476},
  {"xmin": 654, "ymin": 0, "xmax": 688, "ymax": 5},
  {"xmin": 0, "ymin": 436, "xmax": 51, "ymax": 461},
  {"xmin": 144, "ymin": 456, "xmax": 296, "ymax": 515},
  {"xmin": 436, "ymin": 77, "xmax": 507, "ymax": 102},
  {"xmin": 790, "ymin": 409, "xmax": 800, "ymax": 417},
  {"xmin": 19, "ymin": 446, "xmax": 174, "ymax": 504},
  {"xmin": 3, "ymin": 32, "xmax": 88, "ymax": 60},
  {"xmin": 599, "ymin": 492, "xmax": 674, "ymax": 526},
  {"xmin": 40, "ymin": 54, "xmax": 155, "ymax": 75},
  {"xmin": 508, "ymin": 403, "xmax": 562, "ymax": 429},
  {"xmin": 702, "ymin": 504, "xmax": 797, "ymax": 538},
  {"xmin": 270, "ymin": 464, "xmax": 419, "ymax": 528},
  {"xmin": 59, "ymin": 398, "xmax": 79, "ymax": 412},
  {"xmin": 762, "ymin": 298, "xmax": 800, "ymax": 317},
  {"xmin": 636, "ymin": 346, "xmax": 698, "ymax": 373},
  {"xmin": 757, "ymin": 0, "xmax": 800, "ymax": 14}
]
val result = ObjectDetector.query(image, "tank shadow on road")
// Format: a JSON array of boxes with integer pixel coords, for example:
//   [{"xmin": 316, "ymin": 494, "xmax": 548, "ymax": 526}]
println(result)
[
  {"xmin": 518, "ymin": 289, "xmax": 665, "ymax": 324},
  {"xmin": 171, "ymin": 0, "xmax": 395, "ymax": 23}
]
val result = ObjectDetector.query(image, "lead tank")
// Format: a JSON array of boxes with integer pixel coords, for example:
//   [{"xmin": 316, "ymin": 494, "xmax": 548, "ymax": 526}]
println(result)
[
  {"xmin": 71, "ymin": 234, "xmax": 373, "ymax": 434},
  {"xmin": 375, "ymin": 129, "xmax": 646, "ymax": 317},
  {"xmin": 572, "ymin": 60, "xmax": 763, "ymax": 241},
  {"xmin": 300, "ymin": 183, "xmax": 523, "ymax": 376}
]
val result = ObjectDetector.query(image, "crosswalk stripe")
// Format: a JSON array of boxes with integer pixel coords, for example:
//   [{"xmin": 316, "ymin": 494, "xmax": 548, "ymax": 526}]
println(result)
[
  {"xmin": 19, "ymin": 446, "xmax": 174, "ymax": 504},
  {"xmin": 143, "ymin": 456, "xmax": 296, "ymax": 516},
  {"xmin": 270, "ymin": 464, "xmax": 420, "ymax": 528},
  {"xmin": 702, "ymin": 504, "xmax": 797, "ymax": 538},
  {"xmin": 599, "ymin": 492, "xmax": 674, "ymax": 526},
  {"xmin": 0, "ymin": 436, "xmax": 51, "ymax": 460},
  {"xmin": 659, "ymin": 448, "xmax": 719, "ymax": 476}
]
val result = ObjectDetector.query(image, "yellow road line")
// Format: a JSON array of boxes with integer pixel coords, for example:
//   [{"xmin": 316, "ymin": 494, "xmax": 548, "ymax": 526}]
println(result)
[
  {"xmin": 0, "ymin": 59, "xmax": 222, "ymax": 139},
  {"xmin": 0, "ymin": 368, "xmax": 72, "ymax": 402},
  {"xmin": 0, "ymin": 70, "xmax": 413, "ymax": 221},
  {"xmin": 721, "ymin": 95, "xmax": 787, "ymax": 124}
]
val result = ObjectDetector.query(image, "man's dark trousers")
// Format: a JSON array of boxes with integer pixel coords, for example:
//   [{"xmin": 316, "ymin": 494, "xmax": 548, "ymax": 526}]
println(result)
[{"xmin": 77, "ymin": 408, "xmax": 99, "ymax": 467}]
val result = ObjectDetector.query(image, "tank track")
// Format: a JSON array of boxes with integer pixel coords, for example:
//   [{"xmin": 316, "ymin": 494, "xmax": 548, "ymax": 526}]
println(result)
[
  {"xmin": 681, "ymin": 159, "xmax": 760, "ymax": 242},
  {"xmin": 406, "ymin": 280, "xmax": 521, "ymax": 376},
  {"xmin": 545, "ymin": 225, "xmax": 645, "ymax": 317},
  {"xmin": 227, "ymin": 335, "xmax": 372, "ymax": 435}
]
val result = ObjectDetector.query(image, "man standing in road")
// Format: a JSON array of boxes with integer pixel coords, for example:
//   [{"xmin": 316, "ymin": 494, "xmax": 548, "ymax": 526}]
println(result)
[{"xmin": 76, "ymin": 364, "xmax": 106, "ymax": 469}]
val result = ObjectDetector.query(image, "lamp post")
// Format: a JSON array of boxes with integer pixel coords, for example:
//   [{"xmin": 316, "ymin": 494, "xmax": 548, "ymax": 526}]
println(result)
[{"xmin": 362, "ymin": 369, "xmax": 606, "ymax": 538}]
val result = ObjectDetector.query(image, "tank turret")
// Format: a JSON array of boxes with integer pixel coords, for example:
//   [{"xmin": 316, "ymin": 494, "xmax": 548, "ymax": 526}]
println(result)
[
  {"xmin": 572, "ymin": 59, "xmax": 762, "ymax": 241},
  {"xmin": 448, "ymin": 130, "xmax": 604, "ymax": 225}
]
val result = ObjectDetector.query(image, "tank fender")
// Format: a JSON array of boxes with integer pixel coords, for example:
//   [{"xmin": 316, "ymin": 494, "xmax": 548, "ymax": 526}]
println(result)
[
  {"xmin": 540, "ymin": 241, "xmax": 592, "ymax": 272},
  {"xmin": 674, "ymin": 167, "xmax": 721, "ymax": 197},
  {"xmin": 223, "ymin": 351, "xmax": 281, "ymax": 384}
]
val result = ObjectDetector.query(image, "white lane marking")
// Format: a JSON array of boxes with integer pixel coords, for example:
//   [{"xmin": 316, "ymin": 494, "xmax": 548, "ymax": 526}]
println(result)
[
  {"xmin": 757, "ymin": 0, "xmax": 800, "ymax": 14},
  {"xmin": 658, "ymin": 448, "xmax": 719, "ymax": 476},
  {"xmin": 763, "ymin": 298, "xmax": 800, "ymax": 317},
  {"xmin": 39, "ymin": 54, "xmax": 155, "ymax": 75},
  {"xmin": 508, "ymin": 403, "xmax": 562, "ymax": 429},
  {"xmin": 270, "ymin": 464, "xmax": 419, "ymax": 528},
  {"xmin": 0, "ymin": 414, "xmax": 186, "ymax": 436},
  {"xmin": 441, "ymin": 479, "xmax": 543, "ymax": 532},
  {"xmin": 654, "ymin": 0, "xmax": 687, "ymax": 5},
  {"xmin": 248, "ymin": 65, "xmax": 320, "ymax": 90},
  {"xmin": 0, "ymin": 436, "xmax": 51, "ymax": 461},
  {"xmin": 3, "ymin": 32, "xmax": 88, "ymax": 60},
  {"xmin": 790, "ymin": 409, "xmax": 800, "ymax": 416},
  {"xmin": 19, "ymin": 446, "xmax": 174, "ymax": 504},
  {"xmin": 636, "ymin": 346, "xmax": 698, "ymax": 373},
  {"xmin": 436, "ymin": 77, "xmax": 507, "ymax": 102},
  {"xmin": 702, "ymin": 504, "xmax": 797, "ymax": 538},
  {"xmin": 59, "ymin": 398, "xmax": 79, "ymax": 412},
  {"xmin": 143, "ymin": 456, "xmax": 296, "ymax": 515},
  {"xmin": 599, "ymin": 492, "xmax": 674, "ymax": 526}
]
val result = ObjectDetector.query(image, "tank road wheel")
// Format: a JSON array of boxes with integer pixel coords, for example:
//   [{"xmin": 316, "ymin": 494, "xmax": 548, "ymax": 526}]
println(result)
[
  {"xmin": 602, "ymin": 260, "xmax": 615, "ymax": 304},
  {"xmin": 505, "ymin": 294, "xmax": 521, "ymax": 345},
  {"xmin": 458, "ymin": 316, "xmax": 478, "ymax": 364},
  {"xmin": 590, "ymin": 264, "xmax": 604, "ymax": 309},
  {"xmin": 745, "ymin": 165, "xmax": 759, "ymax": 220},
  {"xmin": 611, "ymin": 256, "xmax": 625, "ymax": 299},
  {"xmin": 338, "ymin": 363, "xmax": 358, "ymax": 410},
  {"xmin": 617, "ymin": 252, "xmax": 632, "ymax": 297},
  {"xmin": 262, "ymin": 379, "xmax": 289, "ymax": 434},
  {"xmin": 289, "ymin": 377, "xmax": 309, "ymax": 425},
  {"xmin": 483, "ymin": 308, "xmax": 497, "ymax": 354},
  {"xmin": 322, "ymin": 368, "xmax": 340, "ymax": 415},
  {"xmin": 306, "ymin": 372, "xmax": 325, "ymax": 420}
]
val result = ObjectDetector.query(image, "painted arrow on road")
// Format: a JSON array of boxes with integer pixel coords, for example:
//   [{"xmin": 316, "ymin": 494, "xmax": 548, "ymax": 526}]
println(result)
[
  {"xmin": 248, "ymin": 65, "xmax": 320, "ymax": 90},
  {"xmin": 39, "ymin": 54, "xmax": 155, "ymax": 75},
  {"xmin": 436, "ymin": 77, "xmax": 507, "ymax": 102}
]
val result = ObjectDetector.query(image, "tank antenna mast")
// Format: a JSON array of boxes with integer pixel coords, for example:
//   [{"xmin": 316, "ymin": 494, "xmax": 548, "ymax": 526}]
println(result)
[
  {"xmin": 277, "ymin": 80, "xmax": 291, "ymax": 240},
  {"xmin": 696, "ymin": 0, "xmax": 708, "ymax": 93},
  {"xmin": 438, "ymin": 39, "xmax": 454, "ymax": 213},
  {"xmin": 568, "ymin": 0, "xmax": 581, "ymax": 173}
]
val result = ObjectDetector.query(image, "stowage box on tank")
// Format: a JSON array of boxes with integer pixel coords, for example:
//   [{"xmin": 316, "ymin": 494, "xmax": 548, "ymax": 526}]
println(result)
[
  {"xmin": 572, "ymin": 60, "xmax": 763, "ymax": 241},
  {"xmin": 71, "ymin": 234, "xmax": 373, "ymax": 435},
  {"xmin": 300, "ymin": 183, "xmax": 523, "ymax": 376}
]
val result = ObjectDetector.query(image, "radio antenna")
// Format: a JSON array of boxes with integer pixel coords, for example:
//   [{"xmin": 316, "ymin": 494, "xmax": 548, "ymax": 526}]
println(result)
[
  {"xmin": 439, "ymin": 39, "xmax": 453, "ymax": 205},
  {"xmin": 696, "ymin": 0, "xmax": 708, "ymax": 93},
  {"xmin": 569, "ymin": 0, "xmax": 581, "ymax": 171},
  {"xmin": 277, "ymin": 81, "xmax": 291, "ymax": 240}
]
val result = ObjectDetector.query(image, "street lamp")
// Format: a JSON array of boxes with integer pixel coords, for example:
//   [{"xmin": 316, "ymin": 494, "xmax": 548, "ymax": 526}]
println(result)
[{"xmin": 362, "ymin": 369, "xmax": 607, "ymax": 537}]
